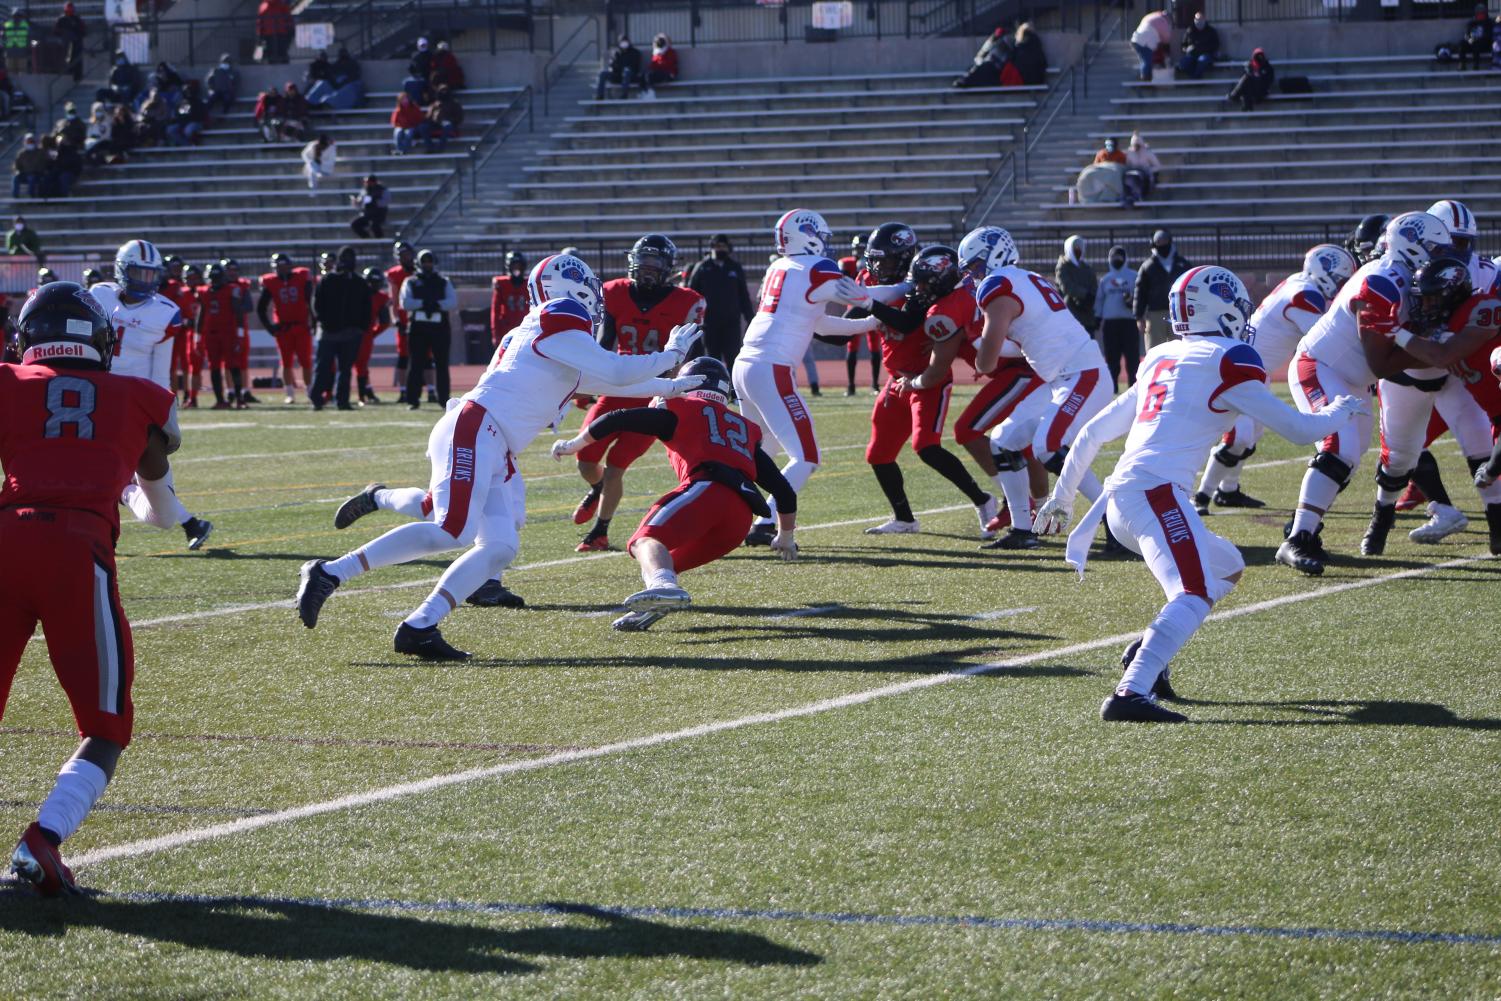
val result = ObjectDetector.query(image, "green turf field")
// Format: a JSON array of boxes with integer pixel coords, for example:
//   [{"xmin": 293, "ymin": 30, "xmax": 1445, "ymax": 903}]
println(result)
[{"xmin": 1, "ymin": 387, "xmax": 1499, "ymax": 1000}]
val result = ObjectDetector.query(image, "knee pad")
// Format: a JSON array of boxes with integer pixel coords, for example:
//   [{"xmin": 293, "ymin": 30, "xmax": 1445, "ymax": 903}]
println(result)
[
  {"xmin": 1212, "ymin": 443, "xmax": 1255, "ymax": 468},
  {"xmin": 1041, "ymin": 446, "xmax": 1069, "ymax": 476},
  {"xmin": 1309, "ymin": 450, "xmax": 1353, "ymax": 488},
  {"xmin": 992, "ymin": 447, "xmax": 1028, "ymax": 473},
  {"xmin": 1374, "ymin": 464, "xmax": 1411, "ymax": 492}
]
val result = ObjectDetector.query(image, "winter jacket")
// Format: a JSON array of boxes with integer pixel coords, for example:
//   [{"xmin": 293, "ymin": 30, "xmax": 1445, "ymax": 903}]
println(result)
[
  {"xmin": 1181, "ymin": 22, "xmax": 1219, "ymax": 60},
  {"xmin": 688, "ymin": 255, "xmax": 755, "ymax": 329},
  {"xmin": 1133, "ymin": 247, "xmax": 1191, "ymax": 318},
  {"xmin": 1054, "ymin": 239, "xmax": 1097, "ymax": 332},
  {"xmin": 1094, "ymin": 254, "xmax": 1135, "ymax": 321}
]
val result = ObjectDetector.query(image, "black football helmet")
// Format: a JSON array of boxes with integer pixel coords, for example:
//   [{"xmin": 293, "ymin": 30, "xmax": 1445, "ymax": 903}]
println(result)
[
  {"xmin": 1408, "ymin": 256, "xmax": 1472, "ymax": 333},
  {"xmin": 627, "ymin": 233, "xmax": 677, "ymax": 290},
  {"xmin": 206, "ymin": 262, "xmax": 227, "ymax": 287},
  {"xmin": 361, "ymin": 266, "xmax": 384, "ymax": 290},
  {"xmin": 163, "ymin": 254, "xmax": 185, "ymax": 278},
  {"xmin": 505, "ymin": 250, "xmax": 527, "ymax": 277},
  {"xmin": 37, "ymin": 268, "xmax": 59, "ymax": 287},
  {"xmin": 318, "ymin": 251, "xmax": 336, "ymax": 274},
  {"xmin": 1346, "ymin": 214, "xmax": 1390, "ymax": 265},
  {"xmin": 81, "ymin": 268, "xmax": 105, "ymax": 288},
  {"xmin": 676, "ymin": 354, "xmax": 732, "ymax": 403},
  {"xmin": 393, "ymin": 240, "xmax": 415, "ymax": 265},
  {"xmin": 16, "ymin": 281, "xmax": 114, "ymax": 369},
  {"xmin": 864, "ymin": 222, "xmax": 919, "ymax": 284},
  {"xmin": 271, "ymin": 252, "xmax": 293, "ymax": 275},
  {"xmin": 850, "ymin": 232, "xmax": 868, "ymax": 259},
  {"xmin": 907, "ymin": 245, "xmax": 961, "ymax": 305}
]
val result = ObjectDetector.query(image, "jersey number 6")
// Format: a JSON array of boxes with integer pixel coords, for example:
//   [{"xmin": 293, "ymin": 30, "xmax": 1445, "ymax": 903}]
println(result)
[{"xmin": 1137, "ymin": 359, "xmax": 1177, "ymax": 423}]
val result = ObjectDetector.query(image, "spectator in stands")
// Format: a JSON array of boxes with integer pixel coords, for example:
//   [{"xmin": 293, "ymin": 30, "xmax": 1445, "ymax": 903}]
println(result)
[
  {"xmin": 140, "ymin": 62, "xmax": 184, "ymax": 110},
  {"xmin": 203, "ymin": 54, "xmax": 239, "ymax": 116},
  {"xmin": 1228, "ymin": 47, "xmax": 1274, "ymax": 111},
  {"xmin": 107, "ymin": 104, "xmax": 134, "ymax": 157},
  {"xmin": 419, "ymin": 85, "xmax": 462, "ymax": 152},
  {"xmin": 390, "ymin": 92, "xmax": 422, "ymax": 153},
  {"xmin": 53, "ymin": 2, "xmax": 84, "ymax": 83},
  {"xmin": 1094, "ymin": 137, "xmax": 1126, "ymax": 165},
  {"xmin": 257, "ymin": 0, "xmax": 293, "ymax": 64},
  {"xmin": 43, "ymin": 134, "xmax": 80, "ymax": 198},
  {"xmin": 1011, "ymin": 22, "xmax": 1047, "ymax": 86},
  {"xmin": 1054, "ymin": 236, "xmax": 1096, "ymax": 335},
  {"xmin": 136, "ymin": 89, "xmax": 171, "ymax": 146},
  {"xmin": 399, "ymin": 249, "xmax": 456, "ymax": 408},
  {"xmin": 6, "ymin": 215, "xmax": 42, "ymax": 259},
  {"xmin": 409, "ymin": 37, "xmax": 432, "ymax": 80},
  {"xmin": 646, "ymin": 33, "xmax": 678, "ymax": 90},
  {"xmin": 3, "ymin": 10, "xmax": 30, "ymax": 75},
  {"xmin": 301, "ymin": 133, "xmax": 336, "ymax": 194},
  {"xmin": 350, "ymin": 174, "xmax": 387, "ymax": 238},
  {"xmin": 430, "ymin": 40, "xmax": 464, "ymax": 90},
  {"xmin": 308, "ymin": 46, "xmax": 363, "ymax": 109},
  {"xmin": 309, "ymin": 245, "xmax": 372, "ymax": 410},
  {"xmin": 253, "ymin": 87, "xmax": 280, "ymax": 141},
  {"xmin": 401, "ymin": 68, "xmax": 430, "ymax": 106},
  {"xmin": 1094, "ymin": 245, "xmax": 1138, "ymax": 391},
  {"xmin": 1460, "ymin": 3, "xmax": 1493, "ymax": 70},
  {"xmin": 11, "ymin": 134, "xmax": 43, "ymax": 198},
  {"xmin": 1134, "ymin": 229, "xmax": 1190, "ymax": 348},
  {"xmin": 278, "ymin": 81, "xmax": 309, "ymax": 140},
  {"xmin": 82, "ymin": 101, "xmax": 114, "ymax": 164},
  {"xmin": 596, "ymin": 34, "xmax": 642, "ymax": 100},
  {"xmin": 1128, "ymin": 8, "xmax": 1171, "ymax": 82},
  {"xmin": 165, "ymin": 81, "xmax": 207, "ymax": 146},
  {"xmin": 304, "ymin": 50, "xmax": 333, "ymax": 93},
  {"xmin": 97, "ymin": 51, "xmax": 140, "ymax": 106},
  {"xmin": 953, "ymin": 23, "xmax": 1012, "ymax": 88},
  {"xmin": 1177, "ymin": 11, "xmax": 1219, "ymax": 79},
  {"xmin": 687, "ymin": 233, "xmax": 755, "ymax": 366},
  {"xmin": 1125, "ymin": 132, "xmax": 1159, "ymax": 188},
  {"xmin": 53, "ymin": 101, "xmax": 85, "ymax": 148}
]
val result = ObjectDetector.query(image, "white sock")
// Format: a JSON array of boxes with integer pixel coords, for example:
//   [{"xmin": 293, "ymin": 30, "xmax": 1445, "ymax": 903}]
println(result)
[
  {"xmin": 992, "ymin": 469, "xmax": 1032, "ymax": 531},
  {"xmin": 1119, "ymin": 594, "xmax": 1212, "ymax": 696},
  {"xmin": 1377, "ymin": 481, "xmax": 1407, "ymax": 506},
  {"xmin": 1197, "ymin": 454, "xmax": 1226, "ymax": 497},
  {"xmin": 326, "ymin": 522, "xmax": 458, "ymax": 582},
  {"xmin": 1427, "ymin": 500, "xmax": 1461, "ymax": 518},
  {"xmin": 1291, "ymin": 468, "xmax": 1341, "ymax": 536},
  {"xmin": 123, "ymin": 479, "xmax": 192, "ymax": 527},
  {"xmin": 405, "ymin": 541, "xmax": 516, "ymax": 629},
  {"xmin": 376, "ymin": 487, "xmax": 429, "ymax": 519},
  {"xmin": 646, "ymin": 568, "xmax": 679, "ymax": 589},
  {"xmin": 37, "ymin": 758, "xmax": 109, "ymax": 844}
]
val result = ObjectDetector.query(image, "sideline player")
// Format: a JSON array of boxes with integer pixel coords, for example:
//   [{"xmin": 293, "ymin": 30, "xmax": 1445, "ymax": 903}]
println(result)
[
  {"xmin": 491, "ymin": 250, "xmax": 529, "ymax": 347},
  {"xmin": 257, "ymin": 253, "xmax": 315, "ymax": 405},
  {"xmin": 195, "ymin": 262, "xmax": 249, "ymax": 411},
  {"xmin": 296, "ymin": 254, "xmax": 708, "ymax": 660},
  {"xmin": 386, "ymin": 241, "xmax": 424, "ymax": 403},
  {"xmin": 551, "ymin": 356, "xmax": 799, "ymax": 631},
  {"xmin": 222, "ymin": 259, "xmax": 258, "ymax": 405},
  {"xmin": 159, "ymin": 255, "xmax": 196, "ymax": 404},
  {"xmin": 1, "ymin": 282, "xmax": 185, "ymax": 894},
  {"xmin": 354, "ymin": 266, "xmax": 390, "ymax": 405},
  {"xmin": 1035, "ymin": 267, "xmax": 1367, "ymax": 723},
  {"xmin": 570, "ymin": 234, "xmax": 705, "ymax": 553},
  {"xmin": 733, "ymin": 208, "xmax": 882, "ymax": 545},
  {"xmin": 1194, "ymin": 243, "xmax": 1355, "ymax": 512},
  {"xmin": 93, "ymin": 240, "xmax": 214, "ymax": 550}
]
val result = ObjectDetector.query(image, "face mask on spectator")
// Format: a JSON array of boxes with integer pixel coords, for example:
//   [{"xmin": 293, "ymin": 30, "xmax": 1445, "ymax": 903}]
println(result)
[
  {"xmin": 1110, "ymin": 252, "xmax": 1125, "ymax": 269},
  {"xmin": 1153, "ymin": 242, "xmax": 1171, "ymax": 257},
  {"xmin": 13, "ymin": 223, "xmax": 22, "ymax": 232},
  {"xmin": 620, "ymin": 39, "xmax": 631, "ymax": 49}
]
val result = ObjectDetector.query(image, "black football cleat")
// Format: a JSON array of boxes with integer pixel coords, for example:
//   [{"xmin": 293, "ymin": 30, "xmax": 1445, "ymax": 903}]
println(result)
[
  {"xmin": 1100, "ymin": 691, "xmax": 1188, "ymax": 723},
  {"xmin": 744, "ymin": 521, "xmax": 776, "ymax": 547},
  {"xmin": 1360, "ymin": 503, "xmax": 1396, "ymax": 556},
  {"xmin": 1152, "ymin": 671, "xmax": 1179, "ymax": 702},
  {"xmin": 1276, "ymin": 531, "xmax": 1325, "ymax": 576},
  {"xmin": 1121, "ymin": 636, "xmax": 1142, "ymax": 671},
  {"xmin": 334, "ymin": 483, "xmax": 385, "ymax": 530},
  {"xmin": 296, "ymin": 559, "xmax": 339, "ymax": 628},
  {"xmin": 1192, "ymin": 491, "xmax": 1211, "ymax": 515},
  {"xmin": 1488, "ymin": 503, "xmax": 1501, "ymax": 556},
  {"xmin": 1212, "ymin": 488, "xmax": 1265, "ymax": 509},
  {"xmin": 982, "ymin": 528, "xmax": 1040, "ymax": 550},
  {"xmin": 182, "ymin": 517, "xmax": 214, "ymax": 551},
  {"xmin": 394, "ymin": 622, "xmax": 470, "ymax": 661},
  {"xmin": 466, "ymin": 579, "xmax": 525, "ymax": 608}
]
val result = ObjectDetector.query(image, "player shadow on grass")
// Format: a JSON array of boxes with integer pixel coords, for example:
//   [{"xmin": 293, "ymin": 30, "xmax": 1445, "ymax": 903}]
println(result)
[
  {"xmin": 1183, "ymin": 699, "xmax": 1501, "ymax": 730},
  {"xmin": 0, "ymin": 893, "xmax": 820, "ymax": 974}
]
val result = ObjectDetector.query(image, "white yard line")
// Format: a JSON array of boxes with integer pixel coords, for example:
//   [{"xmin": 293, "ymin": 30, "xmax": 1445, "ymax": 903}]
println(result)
[
  {"xmin": 968, "ymin": 607, "xmax": 1037, "ymax": 621},
  {"xmin": 73, "ymin": 554, "xmax": 1488, "ymax": 871}
]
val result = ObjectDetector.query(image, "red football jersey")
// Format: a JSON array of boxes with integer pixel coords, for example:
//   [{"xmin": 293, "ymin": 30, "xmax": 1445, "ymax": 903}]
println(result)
[
  {"xmin": 603, "ymin": 280, "xmax": 706, "ymax": 355},
  {"xmin": 0, "ymin": 363, "xmax": 174, "ymax": 540},
  {"xmin": 369, "ymin": 288, "xmax": 391, "ymax": 336},
  {"xmin": 161, "ymin": 279, "xmax": 198, "ymax": 323},
  {"xmin": 665, "ymin": 395, "xmax": 762, "ymax": 484},
  {"xmin": 490, "ymin": 275, "xmax": 529, "ymax": 345},
  {"xmin": 260, "ymin": 268, "xmax": 312, "ymax": 324},
  {"xmin": 195, "ymin": 284, "xmax": 243, "ymax": 334},
  {"xmin": 879, "ymin": 283, "xmax": 975, "ymax": 381},
  {"xmin": 386, "ymin": 264, "xmax": 414, "ymax": 325}
]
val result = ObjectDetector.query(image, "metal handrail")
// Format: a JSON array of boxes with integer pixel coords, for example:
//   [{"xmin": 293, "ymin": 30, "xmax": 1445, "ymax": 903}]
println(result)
[{"xmin": 541, "ymin": 15, "xmax": 599, "ymax": 114}]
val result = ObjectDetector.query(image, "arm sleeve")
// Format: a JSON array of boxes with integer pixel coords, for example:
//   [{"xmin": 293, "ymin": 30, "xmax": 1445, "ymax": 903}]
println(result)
[
  {"xmin": 754, "ymin": 447, "xmax": 798, "ymax": 514},
  {"xmin": 866, "ymin": 297, "xmax": 925, "ymax": 334},
  {"xmin": 813, "ymin": 313, "xmax": 880, "ymax": 337},
  {"xmin": 584, "ymin": 406, "xmax": 678, "ymax": 442},
  {"xmin": 1053, "ymin": 387, "xmax": 1137, "ymax": 501},
  {"xmin": 256, "ymin": 288, "xmax": 273, "ymax": 328},
  {"xmin": 597, "ymin": 309, "xmax": 618, "ymax": 350},
  {"xmin": 539, "ymin": 331, "xmax": 679, "ymax": 390},
  {"xmin": 1219, "ymin": 379, "xmax": 1347, "ymax": 445}
]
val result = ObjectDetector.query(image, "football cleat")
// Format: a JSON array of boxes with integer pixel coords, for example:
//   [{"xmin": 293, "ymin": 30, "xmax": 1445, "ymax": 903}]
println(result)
[
  {"xmin": 864, "ymin": 519, "xmax": 920, "ymax": 535},
  {"xmin": 11, "ymin": 823, "xmax": 78, "ymax": 897},
  {"xmin": 1361, "ymin": 503, "xmax": 1396, "ymax": 556},
  {"xmin": 623, "ymin": 585, "xmax": 692, "ymax": 612},
  {"xmin": 334, "ymin": 483, "xmax": 385, "ymax": 530},
  {"xmin": 572, "ymin": 485, "xmax": 602, "ymax": 526},
  {"xmin": 575, "ymin": 534, "xmax": 612, "ymax": 553},
  {"xmin": 1395, "ymin": 481, "xmax": 1425, "ymax": 511},
  {"xmin": 1192, "ymin": 491, "xmax": 1211, "ymax": 516},
  {"xmin": 976, "ymin": 494, "xmax": 999, "ymax": 539},
  {"xmin": 296, "ymin": 559, "xmax": 339, "ymax": 628},
  {"xmin": 1486, "ymin": 503, "xmax": 1501, "ymax": 556},
  {"xmin": 182, "ymin": 517, "xmax": 213, "ymax": 551},
  {"xmin": 1100, "ymin": 690, "xmax": 1188, "ymax": 723},
  {"xmin": 984, "ymin": 507, "xmax": 1012, "ymax": 535},
  {"xmin": 426, "ymin": 388, "xmax": 440, "ymax": 403},
  {"xmin": 612, "ymin": 610, "xmax": 667, "ymax": 632},
  {"xmin": 1212, "ymin": 488, "xmax": 1265, "ymax": 509},
  {"xmin": 394, "ymin": 622, "xmax": 470, "ymax": 661},
  {"xmin": 283, "ymin": 391, "xmax": 296, "ymax": 405},
  {"xmin": 982, "ymin": 528, "xmax": 1040, "ymax": 550},
  {"xmin": 466, "ymin": 579, "xmax": 525, "ymax": 608},
  {"xmin": 1152, "ymin": 671, "xmax": 1179, "ymax": 702},
  {"xmin": 1276, "ymin": 531, "xmax": 1325, "ymax": 576},
  {"xmin": 744, "ymin": 521, "xmax": 776, "ymax": 547},
  {"xmin": 1409, "ymin": 504, "xmax": 1468, "ymax": 544}
]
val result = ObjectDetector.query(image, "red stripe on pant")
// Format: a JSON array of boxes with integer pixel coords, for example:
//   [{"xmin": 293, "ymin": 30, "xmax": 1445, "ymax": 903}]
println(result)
[
  {"xmin": 1145, "ymin": 483, "xmax": 1209, "ymax": 600},
  {"xmin": 1043, "ymin": 368, "xmax": 1099, "ymax": 453},
  {"xmin": 1296, "ymin": 354, "xmax": 1340, "ymax": 456},
  {"xmin": 439, "ymin": 402, "xmax": 487, "ymax": 538},
  {"xmin": 771, "ymin": 363, "xmax": 819, "ymax": 464}
]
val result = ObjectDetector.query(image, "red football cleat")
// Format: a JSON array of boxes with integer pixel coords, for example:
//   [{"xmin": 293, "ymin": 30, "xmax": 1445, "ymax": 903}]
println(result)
[
  {"xmin": 10, "ymin": 823, "xmax": 78, "ymax": 897},
  {"xmin": 1395, "ymin": 482, "xmax": 1425, "ymax": 512},
  {"xmin": 985, "ymin": 506, "xmax": 1013, "ymax": 534},
  {"xmin": 575, "ymin": 535, "xmax": 612, "ymax": 553},
  {"xmin": 572, "ymin": 487, "xmax": 602, "ymax": 525}
]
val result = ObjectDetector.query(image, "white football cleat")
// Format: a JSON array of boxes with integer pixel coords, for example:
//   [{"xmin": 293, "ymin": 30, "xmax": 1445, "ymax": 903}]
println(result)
[
  {"xmin": 1408, "ymin": 503, "xmax": 1468, "ymax": 544},
  {"xmin": 976, "ymin": 494, "xmax": 999, "ymax": 540},
  {"xmin": 864, "ymin": 519, "xmax": 920, "ymax": 535},
  {"xmin": 612, "ymin": 610, "xmax": 667, "ymax": 632},
  {"xmin": 623, "ymin": 585, "xmax": 692, "ymax": 612}
]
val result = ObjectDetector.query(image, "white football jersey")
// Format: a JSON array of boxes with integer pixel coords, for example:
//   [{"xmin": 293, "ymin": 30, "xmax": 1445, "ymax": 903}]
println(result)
[
  {"xmin": 1298, "ymin": 257, "xmax": 1409, "ymax": 389},
  {"xmin": 1245, "ymin": 273, "xmax": 1329, "ymax": 376},
  {"xmin": 976, "ymin": 266, "xmax": 1101, "ymax": 381},
  {"xmin": 91, "ymin": 281, "xmax": 181, "ymax": 389},
  {"xmin": 739, "ymin": 254, "xmax": 846, "ymax": 367},
  {"xmin": 1108, "ymin": 337, "xmax": 1270, "ymax": 492}
]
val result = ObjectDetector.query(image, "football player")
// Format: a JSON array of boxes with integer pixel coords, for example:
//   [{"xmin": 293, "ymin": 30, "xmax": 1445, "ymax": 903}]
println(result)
[
  {"xmin": 385, "ymin": 241, "xmax": 426, "ymax": 403},
  {"xmin": 1344, "ymin": 214, "xmax": 1389, "ymax": 266},
  {"xmin": 732, "ymin": 208, "xmax": 882, "ymax": 545},
  {"xmin": 195, "ymin": 262, "xmax": 250, "ymax": 411},
  {"xmin": 570, "ymin": 234, "xmax": 705, "ymax": 553},
  {"xmin": 353, "ymin": 266, "xmax": 390, "ymax": 405},
  {"xmin": 551, "ymin": 356, "xmax": 799, "ymax": 631},
  {"xmin": 81, "ymin": 268, "xmax": 105, "ymax": 288},
  {"xmin": 490, "ymin": 250, "xmax": 529, "ymax": 347},
  {"xmin": 93, "ymin": 240, "xmax": 214, "ymax": 550},
  {"xmin": 1035, "ymin": 267, "xmax": 1367, "ymax": 723},
  {"xmin": 1194, "ymin": 243, "xmax": 1355, "ymax": 512},
  {"xmin": 257, "ymin": 252, "xmax": 315, "ymax": 405},
  {"xmin": 221, "ymin": 258, "xmax": 257, "ymax": 405},
  {"xmin": 1472, "ymin": 346, "xmax": 1501, "ymax": 497},
  {"xmin": 159, "ymin": 255, "xmax": 196, "ymax": 404},
  {"xmin": 1, "ymin": 282, "xmax": 186, "ymax": 894},
  {"xmin": 1278, "ymin": 211, "xmax": 1451, "ymax": 574},
  {"xmin": 296, "ymin": 254, "xmax": 708, "ymax": 661}
]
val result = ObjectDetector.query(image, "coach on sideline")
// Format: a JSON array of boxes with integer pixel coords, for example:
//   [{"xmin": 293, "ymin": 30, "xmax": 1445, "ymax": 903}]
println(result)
[{"xmin": 310, "ymin": 245, "xmax": 372, "ymax": 411}]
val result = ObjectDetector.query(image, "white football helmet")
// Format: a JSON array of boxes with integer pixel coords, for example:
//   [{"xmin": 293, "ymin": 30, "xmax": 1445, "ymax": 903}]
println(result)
[
  {"xmin": 115, "ymin": 239, "xmax": 164, "ymax": 296},
  {"xmin": 1169, "ymin": 265, "xmax": 1254, "ymax": 340},
  {"xmin": 1428, "ymin": 199, "xmax": 1477, "ymax": 258},
  {"xmin": 1383, "ymin": 212, "xmax": 1452, "ymax": 273},
  {"xmin": 1491, "ymin": 344, "xmax": 1501, "ymax": 380},
  {"xmin": 527, "ymin": 253, "xmax": 603, "ymax": 321},
  {"xmin": 957, "ymin": 226, "xmax": 1019, "ymax": 278},
  {"xmin": 774, "ymin": 208, "xmax": 832, "ymax": 257},
  {"xmin": 1302, "ymin": 244, "xmax": 1356, "ymax": 300}
]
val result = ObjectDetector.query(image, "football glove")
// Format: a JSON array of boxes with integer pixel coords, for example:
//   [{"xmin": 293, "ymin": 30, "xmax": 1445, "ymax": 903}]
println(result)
[
  {"xmin": 1034, "ymin": 496, "xmax": 1072, "ymax": 536},
  {"xmin": 1477, "ymin": 465, "xmax": 1498, "ymax": 490},
  {"xmin": 1326, "ymin": 394, "xmax": 1372, "ymax": 420},
  {"xmin": 667, "ymin": 374, "xmax": 709, "ymax": 397},
  {"xmin": 550, "ymin": 435, "xmax": 588, "ymax": 461},
  {"xmin": 663, "ymin": 321, "xmax": 702, "ymax": 360},
  {"xmin": 770, "ymin": 529, "xmax": 798, "ymax": 561},
  {"xmin": 833, "ymin": 276, "xmax": 872, "ymax": 309}
]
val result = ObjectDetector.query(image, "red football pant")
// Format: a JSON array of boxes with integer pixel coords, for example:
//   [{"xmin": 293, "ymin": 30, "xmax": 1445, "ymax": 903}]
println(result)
[
  {"xmin": 575, "ymin": 396, "xmax": 657, "ymax": 468},
  {"xmin": 629, "ymin": 480, "xmax": 753, "ymax": 573},
  {"xmin": 355, "ymin": 328, "xmax": 380, "ymax": 380},
  {"xmin": 202, "ymin": 328, "xmax": 246, "ymax": 369},
  {"xmin": 275, "ymin": 323, "xmax": 313, "ymax": 371},
  {"xmin": 0, "ymin": 509, "xmax": 134, "ymax": 746},
  {"xmin": 865, "ymin": 380, "xmax": 953, "ymax": 464},
  {"xmin": 953, "ymin": 363, "xmax": 1046, "ymax": 446}
]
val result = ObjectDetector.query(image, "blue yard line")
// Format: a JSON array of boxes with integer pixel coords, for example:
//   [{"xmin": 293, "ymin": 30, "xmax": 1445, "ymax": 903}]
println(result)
[{"xmin": 79, "ymin": 891, "xmax": 1501, "ymax": 947}]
